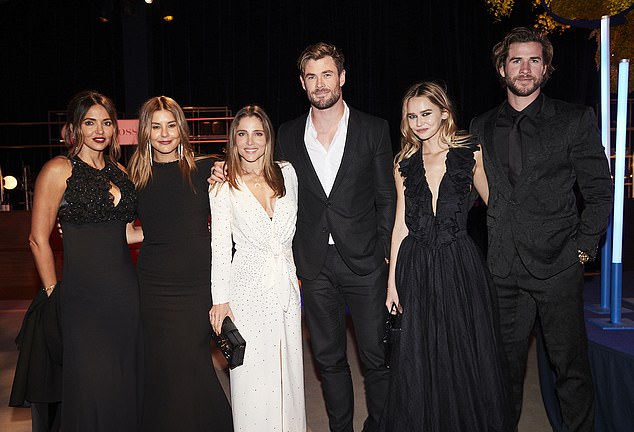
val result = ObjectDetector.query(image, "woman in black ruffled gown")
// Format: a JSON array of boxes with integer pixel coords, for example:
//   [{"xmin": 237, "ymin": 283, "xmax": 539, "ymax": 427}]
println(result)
[
  {"xmin": 127, "ymin": 96, "xmax": 233, "ymax": 432},
  {"xmin": 29, "ymin": 91, "xmax": 143, "ymax": 432},
  {"xmin": 380, "ymin": 82, "xmax": 511, "ymax": 431}
]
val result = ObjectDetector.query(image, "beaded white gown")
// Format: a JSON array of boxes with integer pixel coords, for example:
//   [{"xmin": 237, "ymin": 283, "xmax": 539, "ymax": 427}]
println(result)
[{"xmin": 210, "ymin": 162, "xmax": 306, "ymax": 432}]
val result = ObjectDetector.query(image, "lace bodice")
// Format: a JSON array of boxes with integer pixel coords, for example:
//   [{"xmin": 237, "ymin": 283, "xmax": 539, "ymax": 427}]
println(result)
[{"xmin": 58, "ymin": 157, "xmax": 136, "ymax": 224}]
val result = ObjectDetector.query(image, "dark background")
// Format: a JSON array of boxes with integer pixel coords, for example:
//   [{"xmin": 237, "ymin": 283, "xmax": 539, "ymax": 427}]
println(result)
[{"xmin": 0, "ymin": 0, "xmax": 601, "ymax": 175}]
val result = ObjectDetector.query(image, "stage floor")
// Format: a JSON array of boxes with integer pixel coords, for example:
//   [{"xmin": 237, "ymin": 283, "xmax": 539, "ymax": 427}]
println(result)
[{"xmin": 0, "ymin": 303, "xmax": 551, "ymax": 431}]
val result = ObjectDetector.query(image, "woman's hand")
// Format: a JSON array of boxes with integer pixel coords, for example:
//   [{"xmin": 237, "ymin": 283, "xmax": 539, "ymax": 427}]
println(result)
[
  {"xmin": 209, "ymin": 303, "xmax": 235, "ymax": 334},
  {"xmin": 126, "ymin": 221, "xmax": 144, "ymax": 244},
  {"xmin": 385, "ymin": 286, "xmax": 402, "ymax": 314}
]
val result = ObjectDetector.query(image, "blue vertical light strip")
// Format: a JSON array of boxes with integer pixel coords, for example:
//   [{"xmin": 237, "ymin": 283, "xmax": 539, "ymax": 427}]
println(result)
[
  {"xmin": 600, "ymin": 16, "xmax": 612, "ymax": 310},
  {"xmin": 610, "ymin": 59, "xmax": 629, "ymax": 324}
]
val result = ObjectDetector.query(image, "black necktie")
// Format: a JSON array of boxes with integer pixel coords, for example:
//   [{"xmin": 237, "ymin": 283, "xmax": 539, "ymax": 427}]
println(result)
[{"xmin": 508, "ymin": 113, "xmax": 525, "ymax": 186}]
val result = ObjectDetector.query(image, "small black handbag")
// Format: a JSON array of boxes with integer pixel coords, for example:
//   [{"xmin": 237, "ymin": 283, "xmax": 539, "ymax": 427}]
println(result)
[
  {"xmin": 382, "ymin": 303, "xmax": 402, "ymax": 369},
  {"xmin": 213, "ymin": 316, "xmax": 246, "ymax": 369}
]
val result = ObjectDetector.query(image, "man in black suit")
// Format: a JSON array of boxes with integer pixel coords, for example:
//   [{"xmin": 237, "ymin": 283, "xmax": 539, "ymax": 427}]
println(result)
[
  {"xmin": 276, "ymin": 42, "xmax": 395, "ymax": 431},
  {"xmin": 470, "ymin": 27, "xmax": 612, "ymax": 432}
]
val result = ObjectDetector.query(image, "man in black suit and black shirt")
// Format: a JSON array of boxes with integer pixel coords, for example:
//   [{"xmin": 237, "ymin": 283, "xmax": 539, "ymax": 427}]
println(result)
[{"xmin": 470, "ymin": 27, "xmax": 612, "ymax": 432}]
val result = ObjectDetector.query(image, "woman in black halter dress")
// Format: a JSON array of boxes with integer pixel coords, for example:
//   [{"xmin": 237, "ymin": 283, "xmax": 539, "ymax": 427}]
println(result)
[{"xmin": 29, "ymin": 91, "xmax": 143, "ymax": 432}]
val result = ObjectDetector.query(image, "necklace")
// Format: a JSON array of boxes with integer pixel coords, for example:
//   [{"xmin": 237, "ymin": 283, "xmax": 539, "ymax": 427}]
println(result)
[
  {"xmin": 242, "ymin": 168, "xmax": 263, "ymax": 176},
  {"xmin": 242, "ymin": 167, "xmax": 264, "ymax": 187}
]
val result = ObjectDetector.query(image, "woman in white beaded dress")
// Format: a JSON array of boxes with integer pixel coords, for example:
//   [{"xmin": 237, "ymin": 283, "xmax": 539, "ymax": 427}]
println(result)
[{"xmin": 209, "ymin": 105, "xmax": 306, "ymax": 432}]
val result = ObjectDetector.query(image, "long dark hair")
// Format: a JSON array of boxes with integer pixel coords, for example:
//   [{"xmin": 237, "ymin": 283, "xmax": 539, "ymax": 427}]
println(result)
[{"xmin": 63, "ymin": 90, "xmax": 121, "ymax": 163}]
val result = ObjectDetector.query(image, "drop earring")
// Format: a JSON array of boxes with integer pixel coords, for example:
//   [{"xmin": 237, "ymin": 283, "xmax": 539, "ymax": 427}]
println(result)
[
  {"xmin": 147, "ymin": 141, "xmax": 153, "ymax": 166},
  {"xmin": 177, "ymin": 142, "xmax": 183, "ymax": 160}
]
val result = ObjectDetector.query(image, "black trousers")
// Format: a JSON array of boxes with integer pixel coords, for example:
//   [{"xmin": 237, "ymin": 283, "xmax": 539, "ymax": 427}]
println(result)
[
  {"xmin": 493, "ymin": 256, "xmax": 594, "ymax": 432},
  {"xmin": 302, "ymin": 245, "xmax": 390, "ymax": 432}
]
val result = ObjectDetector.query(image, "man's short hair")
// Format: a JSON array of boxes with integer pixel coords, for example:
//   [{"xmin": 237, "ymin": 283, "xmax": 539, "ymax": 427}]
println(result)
[
  {"xmin": 492, "ymin": 27, "xmax": 555, "ymax": 81},
  {"xmin": 297, "ymin": 42, "xmax": 345, "ymax": 76}
]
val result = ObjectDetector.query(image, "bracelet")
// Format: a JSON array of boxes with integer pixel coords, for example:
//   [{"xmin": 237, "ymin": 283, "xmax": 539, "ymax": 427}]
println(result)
[
  {"xmin": 43, "ymin": 284, "xmax": 56, "ymax": 293},
  {"xmin": 578, "ymin": 250, "xmax": 590, "ymax": 265}
]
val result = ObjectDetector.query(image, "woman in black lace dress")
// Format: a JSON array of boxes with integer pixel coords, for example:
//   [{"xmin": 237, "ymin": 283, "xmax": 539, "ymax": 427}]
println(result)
[
  {"xmin": 127, "ymin": 96, "xmax": 232, "ymax": 432},
  {"xmin": 380, "ymin": 82, "xmax": 511, "ymax": 431},
  {"xmin": 29, "ymin": 91, "xmax": 143, "ymax": 432}
]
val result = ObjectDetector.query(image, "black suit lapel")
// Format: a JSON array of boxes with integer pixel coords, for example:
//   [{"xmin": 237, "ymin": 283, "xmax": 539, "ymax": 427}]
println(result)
[
  {"xmin": 329, "ymin": 109, "xmax": 358, "ymax": 197},
  {"xmin": 291, "ymin": 114, "xmax": 328, "ymax": 199},
  {"xmin": 482, "ymin": 104, "xmax": 513, "ymax": 197}
]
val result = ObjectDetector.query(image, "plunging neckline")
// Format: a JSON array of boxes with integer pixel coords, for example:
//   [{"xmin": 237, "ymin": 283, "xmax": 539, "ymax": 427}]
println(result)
[
  {"xmin": 239, "ymin": 177, "xmax": 278, "ymax": 221},
  {"xmin": 420, "ymin": 149, "xmax": 448, "ymax": 217}
]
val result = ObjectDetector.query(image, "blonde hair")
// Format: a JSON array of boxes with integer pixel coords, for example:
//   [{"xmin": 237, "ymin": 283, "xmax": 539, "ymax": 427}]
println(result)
[
  {"xmin": 128, "ymin": 96, "xmax": 197, "ymax": 190},
  {"xmin": 63, "ymin": 91, "xmax": 121, "ymax": 163},
  {"xmin": 223, "ymin": 105, "xmax": 285, "ymax": 198},
  {"xmin": 395, "ymin": 82, "xmax": 471, "ymax": 164}
]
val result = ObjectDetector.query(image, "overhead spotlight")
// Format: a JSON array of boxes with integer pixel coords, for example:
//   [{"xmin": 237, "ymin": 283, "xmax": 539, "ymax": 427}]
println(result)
[
  {"xmin": 160, "ymin": 0, "xmax": 175, "ymax": 22},
  {"xmin": 145, "ymin": 0, "xmax": 153, "ymax": 4},
  {"xmin": 97, "ymin": 0, "xmax": 114, "ymax": 23}
]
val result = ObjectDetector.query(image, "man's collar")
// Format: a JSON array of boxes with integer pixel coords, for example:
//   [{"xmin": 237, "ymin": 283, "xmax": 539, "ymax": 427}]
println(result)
[{"xmin": 506, "ymin": 93, "xmax": 543, "ymax": 119}]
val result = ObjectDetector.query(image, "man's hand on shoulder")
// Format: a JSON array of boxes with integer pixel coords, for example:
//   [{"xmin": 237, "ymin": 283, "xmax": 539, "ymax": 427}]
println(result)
[{"xmin": 208, "ymin": 160, "xmax": 228, "ymax": 185}]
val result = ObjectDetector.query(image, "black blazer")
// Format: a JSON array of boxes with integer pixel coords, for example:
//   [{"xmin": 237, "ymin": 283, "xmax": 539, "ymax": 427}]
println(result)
[
  {"xmin": 470, "ymin": 95, "xmax": 612, "ymax": 279},
  {"xmin": 276, "ymin": 107, "xmax": 396, "ymax": 280}
]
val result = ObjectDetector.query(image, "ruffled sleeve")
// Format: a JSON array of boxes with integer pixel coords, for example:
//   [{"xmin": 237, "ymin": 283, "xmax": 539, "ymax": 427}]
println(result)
[{"xmin": 398, "ymin": 149, "xmax": 435, "ymax": 245}]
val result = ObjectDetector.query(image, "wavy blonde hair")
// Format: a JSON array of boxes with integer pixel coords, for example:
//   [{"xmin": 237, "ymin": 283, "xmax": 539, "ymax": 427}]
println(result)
[
  {"xmin": 63, "ymin": 91, "xmax": 121, "ymax": 163},
  {"xmin": 222, "ymin": 105, "xmax": 285, "ymax": 198},
  {"xmin": 395, "ymin": 82, "xmax": 472, "ymax": 164},
  {"xmin": 128, "ymin": 96, "xmax": 197, "ymax": 190}
]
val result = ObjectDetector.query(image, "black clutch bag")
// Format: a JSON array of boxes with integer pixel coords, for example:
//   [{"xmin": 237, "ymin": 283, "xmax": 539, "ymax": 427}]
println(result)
[
  {"xmin": 382, "ymin": 303, "xmax": 402, "ymax": 369},
  {"xmin": 213, "ymin": 316, "xmax": 246, "ymax": 369}
]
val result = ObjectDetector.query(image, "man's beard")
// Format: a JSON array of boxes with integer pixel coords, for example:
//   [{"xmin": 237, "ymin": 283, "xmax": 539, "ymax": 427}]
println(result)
[
  {"xmin": 309, "ymin": 87, "xmax": 341, "ymax": 110},
  {"xmin": 504, "ymin": 73, "xmax": 543, "ymax": 97}
]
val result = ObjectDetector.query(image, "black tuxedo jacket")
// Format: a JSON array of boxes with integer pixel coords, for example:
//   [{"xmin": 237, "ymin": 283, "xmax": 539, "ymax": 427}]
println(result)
[
  {"xmin": 276, "ymin": 107, "xmax": 396, "ymax": 280},
  {"xmin": 470, "ymin": 95, "xmax": 612, "ymax": 279}
]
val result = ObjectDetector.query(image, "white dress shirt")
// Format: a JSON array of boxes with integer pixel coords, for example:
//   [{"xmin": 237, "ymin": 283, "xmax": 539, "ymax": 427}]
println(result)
[{"xmin": 304, "ymin": 102, "xmax": 350, "ymax": 244}]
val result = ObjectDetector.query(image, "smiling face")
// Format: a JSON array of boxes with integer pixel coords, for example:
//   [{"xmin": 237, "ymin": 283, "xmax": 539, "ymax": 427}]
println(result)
[
  {"xmin": 500, "ymin": 41, "xmax": 547, "ymax": 98},
  {"xmin": 300, "ymin": 56, "xmax": 345, "ymax": 110},
  {"xmin": 406, "ymin": 96, "xmax": 448, "ymax": 144},
  {"xmin": 149, "ymin": 109, "xmax": 181, "ymax": 162},
  {"xmin": 235, "ymin": 116, "xmax": 267, "ymax": 165},
  {"xmin": 77, "ymin": 104, "xmax": 115, "ymax": 154}
]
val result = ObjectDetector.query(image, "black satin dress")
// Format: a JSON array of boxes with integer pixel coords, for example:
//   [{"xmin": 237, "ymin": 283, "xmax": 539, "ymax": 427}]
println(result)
[
  {"xmin": 135, "ymin": 157, "xmax": 233, "ymax": 432},
  {"xmin": 380, "ymin": 144, "xmax": 511, "ymax": 431},
  {"xmin": 58, "ymin": 157, "xmax": 141, "ymax": 432}
]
